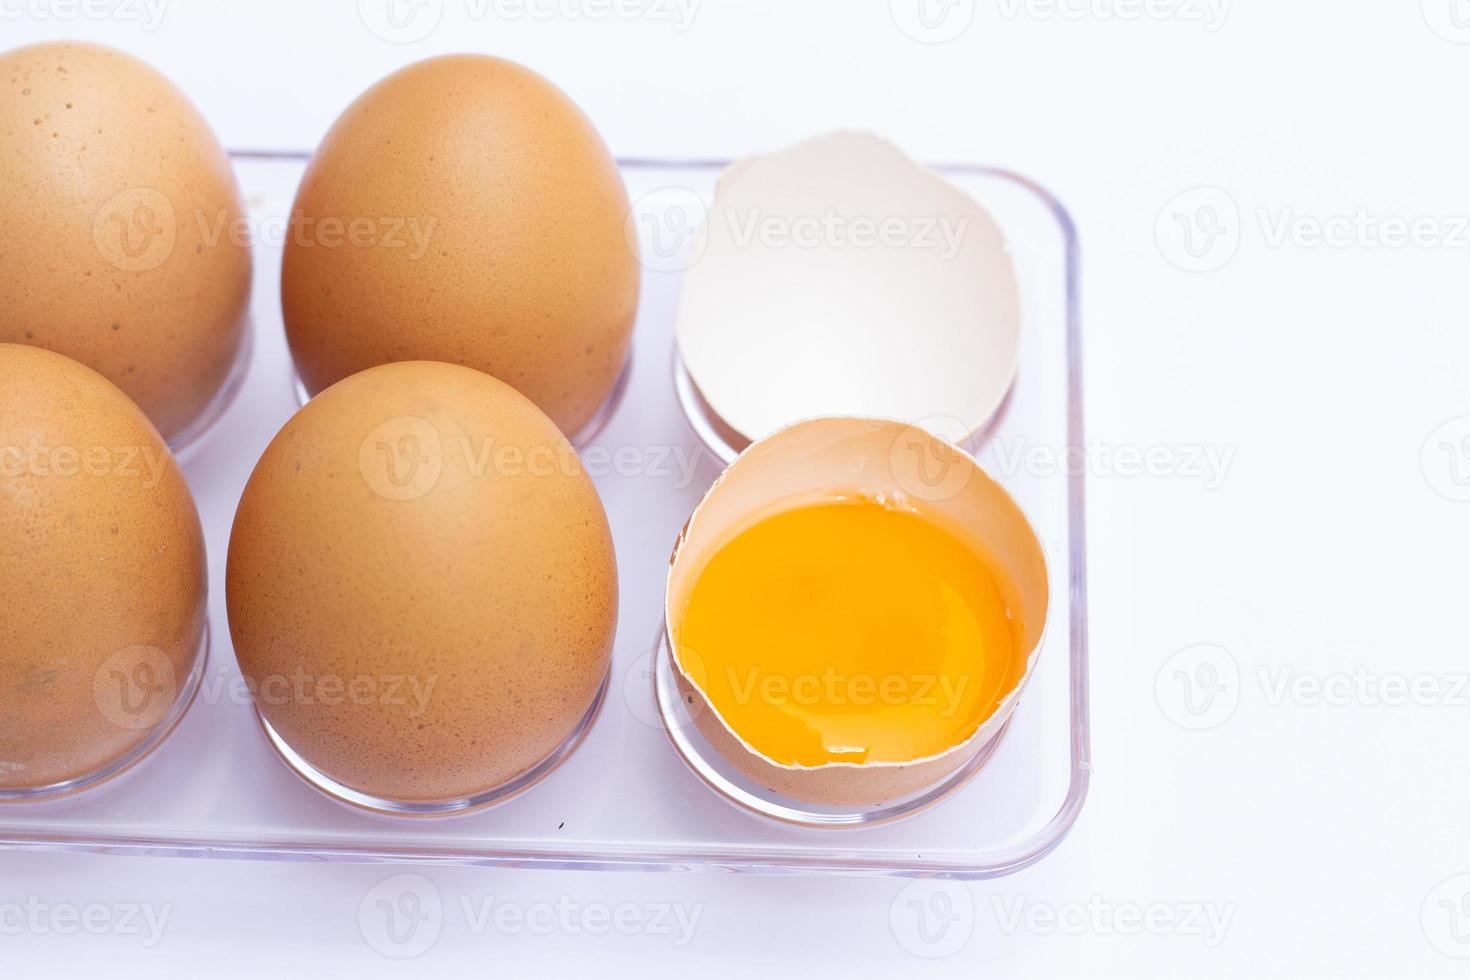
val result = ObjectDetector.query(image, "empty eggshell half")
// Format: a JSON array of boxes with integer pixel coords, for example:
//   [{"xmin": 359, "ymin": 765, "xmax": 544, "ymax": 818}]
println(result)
[
  {"xmin": 664, "ymin": 417, "xmax": 1049, "ymax": 809},
  {"xmin": 675, "ymin": 132, "xmax": 1021, "ymax": 446}
]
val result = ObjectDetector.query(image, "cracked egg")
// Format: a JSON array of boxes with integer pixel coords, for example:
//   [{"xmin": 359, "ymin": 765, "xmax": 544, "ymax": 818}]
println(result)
[{"xmin": 664, "ymin": 417, "xmax": 1048, "ymax": 809}]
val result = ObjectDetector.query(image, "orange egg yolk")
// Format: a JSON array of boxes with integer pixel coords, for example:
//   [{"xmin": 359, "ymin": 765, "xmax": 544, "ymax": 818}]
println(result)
[{"xmin": 671, "ymin": 496, "xmax": 1025, "ymax": 767}]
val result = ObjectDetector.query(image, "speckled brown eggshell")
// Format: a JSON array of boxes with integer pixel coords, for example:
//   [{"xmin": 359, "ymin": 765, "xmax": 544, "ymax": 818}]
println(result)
[
  {"xmin": 225, "ymin": 361, "xmax": 619, "ymax": 803},
  {"xmin": 281, "ymin": 55, "xmax": 639, "ymax": 437},
  {"xmin": 0, "ymin": 43, "xmax": 252, "ymax": 443},
  {"xmin": 0, "ymin": 344, "xmax": 207, "ymax": 791}
]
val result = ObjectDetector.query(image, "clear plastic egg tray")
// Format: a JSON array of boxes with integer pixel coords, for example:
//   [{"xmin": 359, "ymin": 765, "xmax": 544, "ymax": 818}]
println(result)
[{"xmin": 0, "ymin": 155, "xmax": 1089, "ymax": 879}]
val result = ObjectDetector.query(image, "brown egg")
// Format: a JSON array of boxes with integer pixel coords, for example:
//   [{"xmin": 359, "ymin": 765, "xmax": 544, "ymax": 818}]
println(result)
[
  {"xmin": 282, "ymin": 55, "xmax": 639, "ymax": 437},
  {"xmin": 0, "ymin": 345, "xmax": 207, "ymax": 794},
  {"xmin": 0, "ymin": 42, "xmax": 252, "ymax": 445},
  {"xmin": 226, "ymin": 361, "xmax": 619, "ymax": 805}
]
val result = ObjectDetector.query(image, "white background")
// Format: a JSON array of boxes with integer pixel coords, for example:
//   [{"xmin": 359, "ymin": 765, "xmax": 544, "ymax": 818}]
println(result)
[{"xmin": 4, "ymin": 1, "xmax": 1470, "ymax": 975}]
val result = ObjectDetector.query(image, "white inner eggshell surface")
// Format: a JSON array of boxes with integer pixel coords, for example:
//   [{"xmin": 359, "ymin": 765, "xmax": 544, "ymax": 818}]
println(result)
[{"xmin": 675, "ymin": 132, "xmax": 1022, "ymax": 444}]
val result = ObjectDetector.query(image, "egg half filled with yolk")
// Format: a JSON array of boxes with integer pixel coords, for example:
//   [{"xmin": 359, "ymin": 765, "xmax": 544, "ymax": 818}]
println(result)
[{"xmin": 670, "ymin": 495, "xmax": 1024, "ymax": 769}]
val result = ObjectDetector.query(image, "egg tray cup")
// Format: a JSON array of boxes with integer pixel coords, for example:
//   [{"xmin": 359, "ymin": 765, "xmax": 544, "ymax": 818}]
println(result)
[
  {"xmin": 256, "ymin": 668, "xmax": 611, "ymax": 818},
  {"xmin": 0, "ymin": 626, "xmax": 210, "ymax": 805},
  {"xmin": 0, "ymin": 155, "xmax": 1090, "ymax": 881},
  {"xmin": 652, "ymin": 627, "xmax": 1014, "ymax": 828}
]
